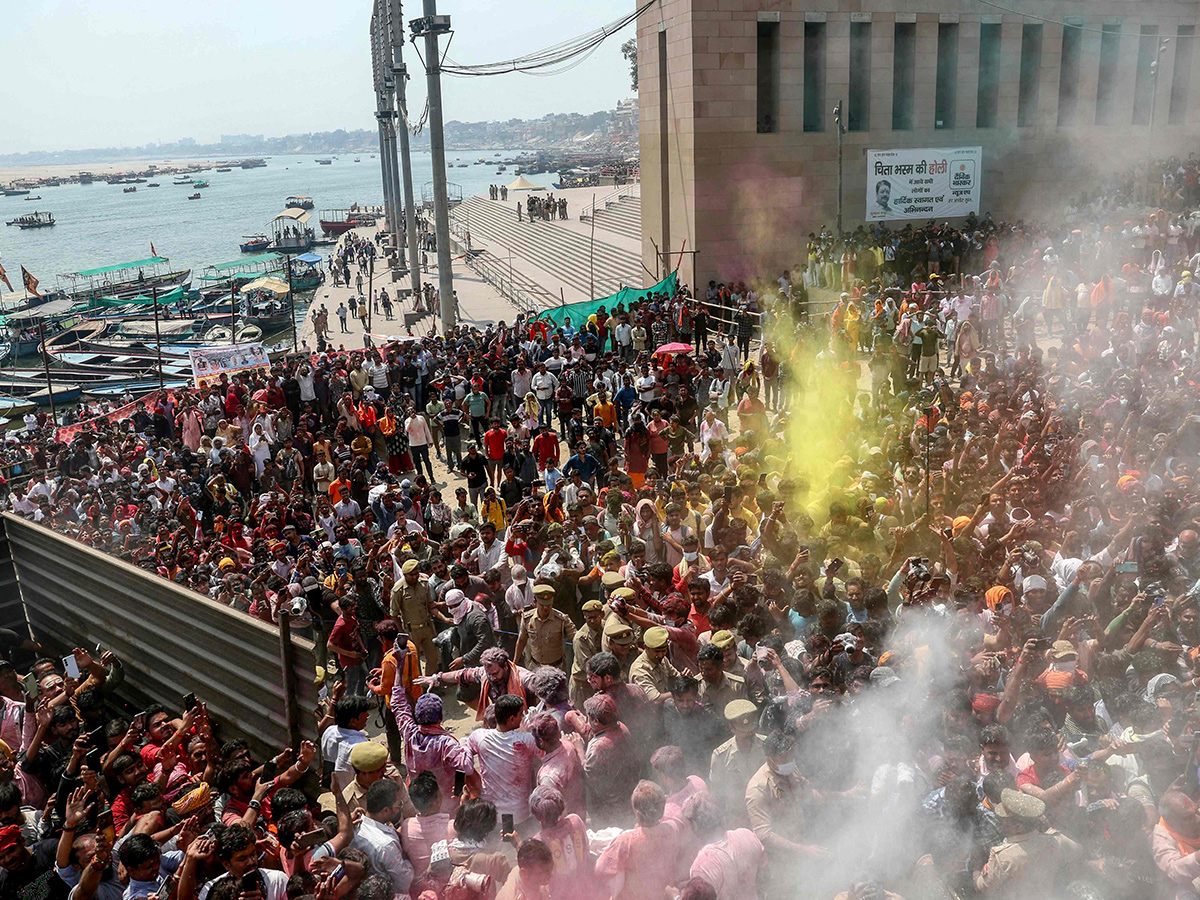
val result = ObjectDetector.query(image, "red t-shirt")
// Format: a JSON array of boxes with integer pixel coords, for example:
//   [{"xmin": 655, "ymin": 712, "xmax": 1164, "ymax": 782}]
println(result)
[
  {"xmin": 483, "ymin": 428, "xmax": 507, "ymax": 460},
  {"xmin": 329, "ymin": 614, "xmax": 362, "ymax": 668}
]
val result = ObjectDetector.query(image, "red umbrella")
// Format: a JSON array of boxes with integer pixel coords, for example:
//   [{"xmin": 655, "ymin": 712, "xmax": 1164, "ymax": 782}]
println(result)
[{"xmin": 653, "ymin": 342, "xmax": 693, "ymax": 355}]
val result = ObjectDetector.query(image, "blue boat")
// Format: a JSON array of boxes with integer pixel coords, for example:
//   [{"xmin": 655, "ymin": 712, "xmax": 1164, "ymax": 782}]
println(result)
[{"xmin": 240, "ymin": 234, "xmax": 271, "ymax": 253}]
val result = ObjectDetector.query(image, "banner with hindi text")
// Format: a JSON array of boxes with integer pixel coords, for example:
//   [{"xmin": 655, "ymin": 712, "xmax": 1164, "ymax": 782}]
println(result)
[
  {"xmin": 865, "ymin": 146, "xmax": 982, "ymax": 222},
  {"xmin": 188, "ymin": 343, "xmax": 270, "ymax": 387}
]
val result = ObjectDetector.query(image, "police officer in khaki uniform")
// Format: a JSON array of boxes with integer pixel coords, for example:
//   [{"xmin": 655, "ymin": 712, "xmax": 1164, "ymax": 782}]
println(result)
[
  {"xmin": 973, "ymin": 788, "xmax": 1079, "ymax": 896},
  {"xmin": 569, "ymin": 599, "xmax": 605, "ymax": 708},
  {"xmin": 514, "ymin": 583, "xmax": 576, "ymax": 671},
  {"xmin": 697, "ymin": 641, "xmax": 747, "ymax": 713},
  {"xmin": 709, "ymin": 699, "xmax": 765, "ymax": 828},
  {"xmin": 389, "ymin": 558, "xmax": 438, "ymax": 675},
  {"xmin": 602, "ymin": 618, "xmax": 636, "ymax": 680},
  {"xmin": 629, "ymin": 626, "xmax": 680, "ymax": 704},
  {"xmin": 602, "ymin": 586, "xmax": 642, "ymax": 653}
]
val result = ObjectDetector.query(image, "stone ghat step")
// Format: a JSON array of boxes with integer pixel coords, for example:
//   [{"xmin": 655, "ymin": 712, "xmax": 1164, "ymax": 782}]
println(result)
[{"xmin": 452, "ymin": 197, "xmax": 643, "ymax": 298}]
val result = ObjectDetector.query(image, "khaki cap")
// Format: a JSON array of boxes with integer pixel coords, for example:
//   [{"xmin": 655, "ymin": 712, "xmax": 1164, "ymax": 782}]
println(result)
[
  {"xmin": 724, "ymin": 699, "xmax": 758, "ymax": 722},
  {"xmin": 604, "ymin": 620, "xmax": 635, "ymax": 644},
  {"xmin": 601, "ymin": 571, "xmax": 626, "ymax": 588},
  {"xmin": 581, "ymin": 599, "xmax": 604, "ymax": 612},
  {"xmin": 643, "ymin": 626, "xmax": 669, "ymax": 649},
  {"xmin": 710, "ymin": 630, "xmax": 736, "ymax": 649},
  {"xmin": 401, "ymin": 559, "xmax": 420, "ymax": 574}
]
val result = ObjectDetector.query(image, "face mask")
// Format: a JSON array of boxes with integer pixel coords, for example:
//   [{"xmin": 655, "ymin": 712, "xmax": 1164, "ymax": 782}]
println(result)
[
  {"xmin": 1051, "ymin": 660, "xmax": 1076, "ymax": 673},
  {"xmin": 683, "ymin": 551, "xmax": 698, "ymax": 562},
  {"xmin": 773, "ymin": 761, "xmax": 796, "ymax": 777}
]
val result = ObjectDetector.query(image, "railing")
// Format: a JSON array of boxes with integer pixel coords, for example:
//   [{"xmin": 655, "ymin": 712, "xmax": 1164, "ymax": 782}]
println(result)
[{"xmin": 578, "ymin": 186, "xmax": 639, "ymax": 222}]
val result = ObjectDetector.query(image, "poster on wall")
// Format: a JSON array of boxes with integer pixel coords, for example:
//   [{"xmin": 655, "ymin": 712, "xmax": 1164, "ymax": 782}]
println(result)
[
  {"xmin": 189, "ymin": 343, "xmax": 270, "ymax": 387},
  {"xmin": 865, "ymin": 146, "xmax": 982, "ymax": 222}
]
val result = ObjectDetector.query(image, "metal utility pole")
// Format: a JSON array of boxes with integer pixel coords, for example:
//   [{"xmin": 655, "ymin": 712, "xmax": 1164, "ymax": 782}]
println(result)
[
  {"xmin": 1149, "ymin": 38, "xmax": 1171, "ymax": 130},
  {"xmin": 411, "ymin": 3, "xmax": 455, "ymax": 333},
  {"xmin": 833, "ymin": 100, "xmax": 845, "ymax": 234},
  {"xmin": 151, "ymin": 284, "xmax": 164, "ymax": 392},
  {"xmin": 36, "ymin": 320, "xmax": 56, "ymax": 425},
  {"xmin": 370, "ymin": 5, "xmax": 399, "ymax": 239},
  {"xmin": 388, "ymin": 0, "xmax": 423, "ymax": 303},
  {"xmin": 284, "ymin": 253, "xmax": 297, "ymax": 351}
]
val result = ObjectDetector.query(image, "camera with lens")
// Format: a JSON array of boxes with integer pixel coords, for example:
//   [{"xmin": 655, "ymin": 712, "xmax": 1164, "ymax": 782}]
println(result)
[{"xmin": 909, "ymin": 558, "xmax": 932, "ymax": 583}]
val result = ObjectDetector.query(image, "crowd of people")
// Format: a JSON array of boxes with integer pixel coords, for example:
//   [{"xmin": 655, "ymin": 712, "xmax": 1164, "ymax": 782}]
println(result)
[{"xmin": 7, "ymin": 168, "xmax": 1200, "ymax": 900}]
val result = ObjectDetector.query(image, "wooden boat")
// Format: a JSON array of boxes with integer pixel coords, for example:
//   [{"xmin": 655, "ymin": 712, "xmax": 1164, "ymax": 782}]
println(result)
[
  {"xmin": 123, "ymin": 187, "xmax": 137, "ymax": 193},
  {"xmin": 60, "ymin": 257, "xmax": 191, "ymax": 304},
  {"xmin": 6, "ymin": 211, "xmax": 55, "ymax": 228},
  {"xmin": 22, "ymin": 196, "xmax": 41, "ymax": 201},
  {"xmin": 240, "ymin": 159, "xmax": 267, "ymax": 169},
  {"xmin": 285, "ymin": 196, "xmax": 315, "ymax": 210},
  {"xmin": 240, "ymin": 235, "xmax": 271, "ymax": 253},
  {"xmin": 188, "ymin": 193, "xmax": 201, "ymax": 200},
  {"xmin": 318, "ymin": 209, "xmax": 376, "ymax": 236},
  {"xmin": 216, "ymin": 167, "xmax": 232, "ymax": 173},
  {"xmin": 147, "ymin": 183, "xmax": 160, "ymax": 187},
  {"xmin": 0, "ymin": 397, "xmax": 37, "ymax": 417},
  {"xmin": 84, "ymin": 377, "xmax": 192, "ymax": 399},
  {"xmin": 1, "ymin": 188, "xmax": 30, "ymax": 196},
  {"xmin": 172, "ymin": 175, "xmax": 192, "ymax": 185},
  {"xmin": 315, "ymin": 158, "xmax": 332, "ymax": 165},
  {"xmin": 193, "ymin": 180, "xmax": 209, "ymax": 189}
]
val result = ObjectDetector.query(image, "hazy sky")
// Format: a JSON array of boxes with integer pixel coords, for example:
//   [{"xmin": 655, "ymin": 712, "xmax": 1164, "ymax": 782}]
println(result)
[{"xmin": 1, "ymin": 0, "xmax": 635, "ymax": 154}]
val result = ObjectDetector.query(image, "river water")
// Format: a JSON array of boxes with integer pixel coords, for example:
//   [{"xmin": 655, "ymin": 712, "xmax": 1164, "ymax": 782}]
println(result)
[{"xmin": 0, "ymin": 150, "xmax": 532, "ymax": 295}]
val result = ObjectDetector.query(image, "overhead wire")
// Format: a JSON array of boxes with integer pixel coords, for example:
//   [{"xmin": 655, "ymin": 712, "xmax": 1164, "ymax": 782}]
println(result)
[{"xmin": 437, "ymin": 1, "xmax": 654, "ymax": 77}]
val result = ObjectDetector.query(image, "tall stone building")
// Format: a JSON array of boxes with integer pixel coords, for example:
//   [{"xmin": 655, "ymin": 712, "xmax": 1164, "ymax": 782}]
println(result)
[{"xmin": 637, "ymin": 0, "xmax": 1200, "ymax": 289}]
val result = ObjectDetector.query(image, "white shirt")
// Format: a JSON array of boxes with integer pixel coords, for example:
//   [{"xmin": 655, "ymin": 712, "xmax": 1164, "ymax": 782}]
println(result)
[
  {"xmin": 531, "ymin": 372, "xmax": 559, "ymax": 400},
  {"xmin": 200, "ymin": 870, "xmax": 287, "ymax": 900},
  {"xmin": 505, "ymin": 581, "xmax": 533, "ymax": 614},
  {"xmin": 351, "ymin": 817, "xmax": 414, "ymax": 894},
  {"xmin": 465, "ymin": 728, "xmax": 540, "ymax": 824},
  {"xmin": 405, "ymin": 415, "xmax": 434, "ymax": 447},
  {"xmin": 320, "ymin": 724, "xmax": 368, "ymax": 776}
]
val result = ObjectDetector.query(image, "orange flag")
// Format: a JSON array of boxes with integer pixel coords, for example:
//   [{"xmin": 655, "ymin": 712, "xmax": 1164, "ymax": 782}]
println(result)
[
  {"xmin": 20, "ymin": 266, "xmax": 40, "ymax": 299},
  {"xmin": 0, "ymin": 263, "xmax": 11, "ymax": 292}
]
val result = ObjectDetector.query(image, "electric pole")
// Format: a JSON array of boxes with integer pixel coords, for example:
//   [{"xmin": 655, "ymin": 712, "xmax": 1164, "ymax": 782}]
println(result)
[
  {"xmin": 411, "ymin": 2, "xmax": 456, "ymax": 333},
  {"xmin": 388, "ymin": 0, "xmax": 422, "ymax": 303},
  {"xmin": 833, "ymin": 100, "xmax": 844, "ymax": 235}
]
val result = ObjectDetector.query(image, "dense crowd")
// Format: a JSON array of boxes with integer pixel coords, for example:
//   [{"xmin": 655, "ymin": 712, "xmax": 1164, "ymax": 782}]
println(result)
[{"xmin": 6, "ymin": 180, "xmax": 1200, "ymax": 900}]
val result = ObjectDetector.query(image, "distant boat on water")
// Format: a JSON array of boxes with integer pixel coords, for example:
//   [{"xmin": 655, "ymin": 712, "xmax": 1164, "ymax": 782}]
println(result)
[
  {"xmin": 1, "ymin": 188, "xmax": 30, "ymax": 196},
  {"xmin": 193, "ymin": 180, "xmax": 210, "ymax": 189},
  {"xmin": 5, "ymin": 211, "xmax": 54, "ymax": 228},
  {"xmin": 78, "ymin": 172, "xmax": 94, "ymax": 184},
  {"xmin": 240, "ymin": 158, "xmax": 267, "ymax": 169},
  {"xmin": 188, "ymin": 193, "xmax": 201, "ymax": 200},
  {"xmin": 173, "ymin": 175, "xmax": 192, "ymax": 185},
  {"xmin": 23, "ymin": 196, "xmax": 41, "ymax": 201},
  {"xmin": 147, "ymin": 183, "xmax": 160, "ymax": 187},
  {"xmin": 286, "ymin": 196, "xmax": 315, "ymax": 210},
  {"xmin": 315, "ymin": 158, "xmax": 332, "ymax": 165},
  {"xmin": 216, "ymin": 167, "xmax": 232, "ymax": 172},
  {"xmin": 123, "ymin": 186, "xmax": 137, "ymax": 193},
  {"xmin": 240, "ymin": 234, "xmax": 271, "ymax": 253}
]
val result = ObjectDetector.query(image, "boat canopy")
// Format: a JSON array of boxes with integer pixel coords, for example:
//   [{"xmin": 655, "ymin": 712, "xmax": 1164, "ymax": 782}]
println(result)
[
  {"xmin": 63, "ymin": 256, "xmax": 169, "ymax": 278},
  {"xmin": 89, "ymin": 285, "xmax": 187, "ymax": 307},
  {"xmin": 209, "ymin": 252, "xmax": 281, "ymax": 272},
  {"xmin": 2, "ymin": 299, "xmax": 76, "ymax": 322},
  {"xmin": 273, "ymin": 208, "xmax": 311, "ymax": 223},
  {"xmin": 241, "ymin": 277, "xmax": 290, "ymax": 295},
  {"xmin": 294, "ymin": 252, "xmax": 322, "ymax": 264}
]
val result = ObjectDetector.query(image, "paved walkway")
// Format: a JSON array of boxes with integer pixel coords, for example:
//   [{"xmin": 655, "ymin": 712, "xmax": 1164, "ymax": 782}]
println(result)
[{"xmin": 296, "ymin": 225, "xmax": 524, "ymax": 350}]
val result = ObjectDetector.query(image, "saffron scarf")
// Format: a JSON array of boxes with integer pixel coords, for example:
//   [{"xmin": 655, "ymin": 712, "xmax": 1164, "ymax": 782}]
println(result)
[
  {"xmin": 476, "ymin": 662, "xmax": 526, "ymax": 721},
  {"xmin": 1159, "ymin": 817, "xmax": 1200, "ymax": 856}
]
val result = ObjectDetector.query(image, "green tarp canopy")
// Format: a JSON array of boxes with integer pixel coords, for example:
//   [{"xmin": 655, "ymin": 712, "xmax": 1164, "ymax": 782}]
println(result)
[
  {"xmin": 89, "ymin": 285, "xmax": 186, "ymax": 307},
  {"xmin": 206, "ymin": 253, "xmax": 281, "ymax": 273},
  {"xmin": 64, "ymin": 256, "xmax": 169, "ymax": 278},
  {"xmin": 534, "ymin": 271, "xmax": 677, "ymax": 328}
]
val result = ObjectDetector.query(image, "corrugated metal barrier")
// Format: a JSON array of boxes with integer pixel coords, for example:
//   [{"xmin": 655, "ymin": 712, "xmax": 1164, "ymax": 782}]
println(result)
[
  {"xmin": 3, "ymin": 513, "xmax": 318, "ymax": 757},
  {"xmin": 0, "ymin": 516, "xmax": 30, "ymax": 641}
]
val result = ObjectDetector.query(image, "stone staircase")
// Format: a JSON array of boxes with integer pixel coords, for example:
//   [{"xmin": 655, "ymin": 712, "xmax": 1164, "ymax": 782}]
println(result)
[
  {"xmin": 451, "ymin": 196, "xmax": 644, "ymax": 299},
  {"xmin": 586, "ymin": 194, "xmax": 641, "ymax": 241}
]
